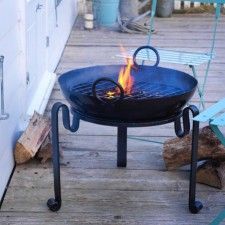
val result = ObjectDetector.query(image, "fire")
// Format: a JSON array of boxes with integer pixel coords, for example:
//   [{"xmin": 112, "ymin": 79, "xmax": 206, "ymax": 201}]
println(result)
[
  {"xmin": 105, "ymin": 46, "xmax": 134, "ymax": 99},
  {"xmin": 118, "ymin": 57, "xmax": 134, "ymax": 95},
  {"xmin": 106, "ymin": 91, "xmax": 116, "ymax": 99}
]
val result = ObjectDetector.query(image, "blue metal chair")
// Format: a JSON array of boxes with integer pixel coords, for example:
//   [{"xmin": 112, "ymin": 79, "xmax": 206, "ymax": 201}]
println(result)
[
  {"xmin": 122, "ymin": 0, "xmax": 225, "ymax": 110},
  {"xmin": 194, "ymin": 97, "xmax": 225, "ymax": 145}
]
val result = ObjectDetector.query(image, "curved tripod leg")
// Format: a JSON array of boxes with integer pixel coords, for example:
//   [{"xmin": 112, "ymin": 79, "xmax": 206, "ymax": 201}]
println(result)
[
  {"xmin": 174, "ymin": 108, "xmax": 191, "ymax": 138},
  {"xmin": 47, "ymin": 103, "xmax": 62, "ymax": 211},
  {"xmin": 47, "ymin": 102, "xmax": 79, "ymax": 212},
  {"xmin": 187, "ymin": 105, "xmax": 203, "ymax": 214}
]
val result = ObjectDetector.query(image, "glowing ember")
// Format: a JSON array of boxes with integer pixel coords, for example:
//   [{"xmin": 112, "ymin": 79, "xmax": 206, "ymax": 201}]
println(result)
[{"xmin": 106, "ymin": 91, "xmax": 116, "ymax": 99}]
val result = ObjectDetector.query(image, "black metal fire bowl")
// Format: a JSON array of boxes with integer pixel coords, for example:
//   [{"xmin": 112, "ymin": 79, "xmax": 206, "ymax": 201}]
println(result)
[
  {"xmin": 47, "ymin": 46, "xmax": 203, "ymax": 213},
  {"xmin": 58, "ymin": 46, "xmax": 197, "ymax": 122}
]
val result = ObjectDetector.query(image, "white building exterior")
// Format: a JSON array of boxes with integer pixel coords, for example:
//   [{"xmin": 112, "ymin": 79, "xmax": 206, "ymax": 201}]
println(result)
[{"xmin": 0, "ymin": 0, "xmax": 78, "ymax": 200}]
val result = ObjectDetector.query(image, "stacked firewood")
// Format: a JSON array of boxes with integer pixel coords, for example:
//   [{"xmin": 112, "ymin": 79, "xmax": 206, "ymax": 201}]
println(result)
[
  {"xmin": 14, "ymin": 112, "xmax": 53, "ymax": 164},
  {"xmin": 163, "ymin": 126, "xmax": 225, "ymax": 189}
]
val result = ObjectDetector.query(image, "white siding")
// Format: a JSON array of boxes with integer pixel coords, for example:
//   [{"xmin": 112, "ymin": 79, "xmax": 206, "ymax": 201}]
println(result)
[
  {"xmin": 0, "ymin": 0, "xmax": 25, "ymax": 198},
  {"xmin": 25, "ymin": 0, "xmax": 78, "ymax": 116},
  {"xmin": 47, "ymin": 0, "xmax": 77, "ymax": 71},
  {"xmin": 0, "ymin": 0, "xmax": 78, "ymax": 199}
]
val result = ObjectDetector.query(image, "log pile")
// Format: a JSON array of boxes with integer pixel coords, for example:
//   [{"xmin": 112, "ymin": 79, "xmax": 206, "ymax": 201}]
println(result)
[
  {"xmin": 36, "ymin": 135, "xmax": 52, "ymax": 164},
  {"xmin": 14, "ymin": 112, "xmax": 52, "ymax": 164},
  {"xmin": 163, "ymin": 126, "xmax": 225, "ymax": 189}
]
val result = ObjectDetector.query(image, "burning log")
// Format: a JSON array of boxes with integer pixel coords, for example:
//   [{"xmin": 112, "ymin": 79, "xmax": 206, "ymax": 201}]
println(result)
[
  {"xmin": 163, "ymin": 126, "xmax": 225, "ymax": 170},
  {"xmin": 14, "ymin": 112, "xmax": 51, "ymax": 164}
]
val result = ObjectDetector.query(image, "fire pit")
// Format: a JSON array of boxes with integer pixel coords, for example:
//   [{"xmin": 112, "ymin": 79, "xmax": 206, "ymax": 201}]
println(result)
[
  {"xmin": 47, "ymin": 46, "xmax": 203, "ymax": 214},
  {"xmin": 59, "ymin": 46, "xmax": 197, "ymax": 122}
]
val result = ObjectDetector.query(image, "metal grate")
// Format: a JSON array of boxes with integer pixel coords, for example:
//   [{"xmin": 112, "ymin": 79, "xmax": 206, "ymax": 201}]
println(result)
[{"xmin": 71, "ymin": 81, "xmax": 185, "ymax": 100}]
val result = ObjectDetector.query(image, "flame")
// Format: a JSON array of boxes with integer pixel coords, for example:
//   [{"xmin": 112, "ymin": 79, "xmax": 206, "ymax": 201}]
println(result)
[
  {"xmin": 117, "ymin": 46, "xmax": 134, "ymax": 95},
  {"xmin": 118, "ymin": 58, "xmax": 134, "ymax": 94},
  {"xmin": 105, "ymin": 46, "xmax": 134, "ymax": 99}
]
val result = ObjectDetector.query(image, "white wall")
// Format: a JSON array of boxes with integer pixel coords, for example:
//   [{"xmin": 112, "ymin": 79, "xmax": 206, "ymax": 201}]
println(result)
[
  {"xmin": 25, "ymin": 0, "xmax": 78, "ymax": 117},
  {"xmin": 47, "ymin": 0, "xmax": 77, "ymax": 71},
  {"xmin": 0, "ymin": 0, "xmax": 26, "ymax": 199},
  {"xmin": 0, "ymin": 0, "xmax": 78, "ymax": 200}
]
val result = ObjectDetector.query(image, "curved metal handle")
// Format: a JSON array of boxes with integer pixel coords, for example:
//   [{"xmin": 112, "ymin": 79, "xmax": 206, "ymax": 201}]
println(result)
[
  {"xmin": 92, "ymin": 77, "xmax": 124, "ymax": 104},
  {"xmin": 175, "ymin": 105, "xmax": 199, "ymax": 138},
  {"xmin": 133, "ymin": 46, "xmax": 160, "ymax": 68}
]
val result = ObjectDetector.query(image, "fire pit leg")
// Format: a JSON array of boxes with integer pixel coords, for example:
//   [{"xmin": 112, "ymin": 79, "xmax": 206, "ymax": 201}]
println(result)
[
  {"xmin": 47, "ymin": 103, "xmax": 80, "ymax": 212},
  {"xmin": 189, "ymin": 109, "xmax": 203, "ymax": 214},
  {"xmin": 117, "ymin": 126, "xmax": 127, "ymax": 167},
  {"xmin": 175, "ymin": 106, "xmax": 203, "ymax": 214}
]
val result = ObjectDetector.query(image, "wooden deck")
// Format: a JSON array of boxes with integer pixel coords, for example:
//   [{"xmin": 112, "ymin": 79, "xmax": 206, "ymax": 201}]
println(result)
[{"xmin": 1, "ymin": 14, "xmax": 225, "ymax": 225}]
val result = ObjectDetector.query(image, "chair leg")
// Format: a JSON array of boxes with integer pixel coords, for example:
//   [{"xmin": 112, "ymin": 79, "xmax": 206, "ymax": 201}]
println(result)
[
  {"xmin": 47, "ymin": 103, "xmax": 63, "ymax": 212},
  {"xmin": 189, "ymin": 118, "xmax": 203, "ymax": 214},
  {"xmin": 189, "ymin": 65, "xmax": 205, "ymax": 110}
]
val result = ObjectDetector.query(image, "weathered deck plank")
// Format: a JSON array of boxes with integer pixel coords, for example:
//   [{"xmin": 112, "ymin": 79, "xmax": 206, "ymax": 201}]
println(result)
[{"xmin": 1, "ymin": 14, "xmax": 225, "ymax": 225}]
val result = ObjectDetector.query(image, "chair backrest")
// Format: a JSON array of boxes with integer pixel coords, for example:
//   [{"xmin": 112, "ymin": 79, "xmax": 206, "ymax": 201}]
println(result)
[{"xmin": 148, "ymin": 0, "xmax": 224, "ymax": 55}]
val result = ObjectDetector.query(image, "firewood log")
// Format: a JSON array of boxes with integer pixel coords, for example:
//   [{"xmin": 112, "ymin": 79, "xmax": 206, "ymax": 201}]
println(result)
[
  {"xmin": 37, "ymin": 143, "xmax": 52, "ymax": 164},
  {"xmin": 197, "ymin": 160, "xmax": 225, "ymax": 189},
  {"xmin": 163, "ymin": 126, "xmax": 225, "ymax": 170},
  {"xmin": 36, "ymin": 135, "xmax": 52, "ymax": 164},
  {"xmin": 14, "ymin": 112, "xmax": 51, "ymax": 164},
  {"xmin": 36, "ymin": 134, "xmax": 64, "ymax": 164}
]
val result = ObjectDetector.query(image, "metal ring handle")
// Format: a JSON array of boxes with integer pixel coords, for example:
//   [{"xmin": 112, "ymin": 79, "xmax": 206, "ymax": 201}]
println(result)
[
  {"xmin": 133, "ymin": 46, "xmax": 160, "ymax": 68},
  {"xmin": 92, "ymin": 77, "xmax": 124, "ymax": 104}
]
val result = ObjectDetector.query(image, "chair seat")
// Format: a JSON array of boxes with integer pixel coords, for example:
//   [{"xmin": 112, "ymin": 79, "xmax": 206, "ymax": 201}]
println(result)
[
  {"xmin": 194, "ymin": 97, "xmax": 225, "ymax": 146},
  {"xmin": 211, "ymin": 112, "xmax": 225, "ymax": 126},
  {"xmin": 118, "ymin": 48, "xmax": 215, "ymax": 66},
  {"xmin": 194, "ymin": 98, "xmax": 225, "ymax": 123}
]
